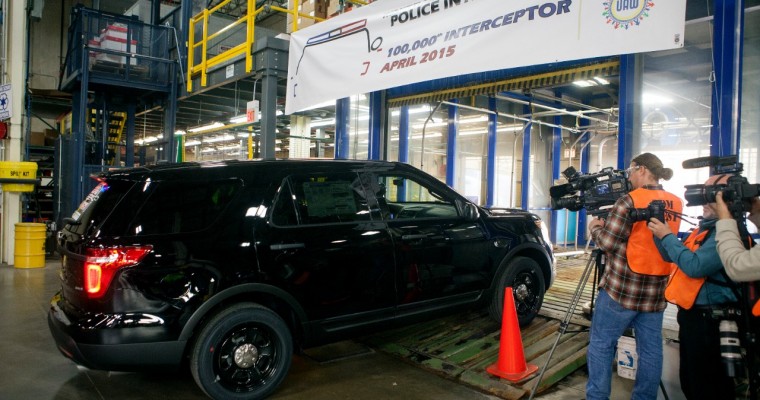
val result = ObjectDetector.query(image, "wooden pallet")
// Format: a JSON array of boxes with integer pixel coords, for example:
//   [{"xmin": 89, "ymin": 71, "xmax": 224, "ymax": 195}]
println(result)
[{"xmin": 360, "ymin": 252, "xmax": 680, "ymax": 399}]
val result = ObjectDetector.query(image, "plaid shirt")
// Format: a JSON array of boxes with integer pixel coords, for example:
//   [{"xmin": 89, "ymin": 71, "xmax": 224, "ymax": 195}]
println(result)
[{"xmin": 590, "ymin": 186, "xmax": 670, "ymax": 312}]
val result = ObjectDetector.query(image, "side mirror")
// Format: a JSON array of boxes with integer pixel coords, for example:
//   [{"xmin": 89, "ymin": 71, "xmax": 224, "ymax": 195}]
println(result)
[{"xmin": 463, "ymin": 202, "xmax": 479, "ymax": 221}]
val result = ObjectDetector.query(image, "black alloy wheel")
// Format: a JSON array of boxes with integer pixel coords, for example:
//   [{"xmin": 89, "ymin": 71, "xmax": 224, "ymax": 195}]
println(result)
[
  {"xmin": 489, "ymin": 256, "xmax": 546, "ymax": 327},
  {"xmin": 191, "ymin": 303, "xmax": 293, "ymax": 399}
]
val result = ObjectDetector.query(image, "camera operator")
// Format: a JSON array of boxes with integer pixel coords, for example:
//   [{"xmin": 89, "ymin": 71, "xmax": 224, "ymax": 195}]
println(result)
[
  {"xmin": 715, "ymin": 192, "xmax": 760, "ymax": 282},
  {"xmin": 586, "ymin": 153, "xmax": 683, "ymax": 400},
  {"xmin": 648, "ymin": 174, "xmax": 737, "ymax": 399}
]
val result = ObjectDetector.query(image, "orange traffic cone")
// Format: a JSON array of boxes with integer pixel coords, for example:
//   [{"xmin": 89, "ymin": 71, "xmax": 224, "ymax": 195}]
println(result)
[{"xmin": 486, "ymin": 287, "xmax": 538, "ymax": 382}]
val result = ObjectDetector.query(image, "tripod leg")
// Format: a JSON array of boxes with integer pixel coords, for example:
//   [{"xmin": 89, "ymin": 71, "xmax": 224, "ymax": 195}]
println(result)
[
  {"xmin": 528, "ymin": 252, "xmax": 599, "ymax": 400},
  {"xmin": 660, "ymin": 380, "xmax": 670, "ymax": 400}
]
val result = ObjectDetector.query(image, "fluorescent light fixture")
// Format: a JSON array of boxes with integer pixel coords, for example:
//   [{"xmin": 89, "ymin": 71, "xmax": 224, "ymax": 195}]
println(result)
[
  {"xmin": 205, "ymin": 134, "xmax": 236, "ymax": 143},
  {"xmin": 175, "ymin": 130, "xmax": 186, "ymax": 136},
  {"xmin": 391, "ymin": 106, "xmax": 434, "ymax": 117},
  {"xmin": 218, "ymin": 144, "xmax": 241, "ymax": 151},
  {"xmin": 594, "ymin": 76, "xmax": 610, "ymax": 85},
  {"xmin": 184, "ymin": 140, "xmax": 201, "ymax": 146},
  {"xmin": 573, "ymin": 80, "xmax": 597, "ymax": 87},
  {"xmin": 144, "ymin": 136, "xmax": 160, "ymax": 143},
  {"xmin": 188, "ymin": 122, "xmax": 224, "ymax": 133}
]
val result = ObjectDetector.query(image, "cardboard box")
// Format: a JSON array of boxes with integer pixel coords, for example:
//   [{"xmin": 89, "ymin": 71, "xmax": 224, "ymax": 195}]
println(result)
[
  {"xmin": 30, "ymin": 131, "xmax": 45, "ymax": 146},
  {"xmin": 44, "ymin": 129, "xmax": 58, "ymax": 146},
  {"xmin": 616, "ymin": 336, "xmax": 637, "ymax": 380}
]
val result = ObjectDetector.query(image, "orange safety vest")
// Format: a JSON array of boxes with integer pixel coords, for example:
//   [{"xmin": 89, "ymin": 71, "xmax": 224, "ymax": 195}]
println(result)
[
  {"xmin": 664, "ymin": 229, "xmax": 710, "ymax": 309},
  {"xmin": 626, "ymin": 188, "xmax": 683, "ymax": 276}
]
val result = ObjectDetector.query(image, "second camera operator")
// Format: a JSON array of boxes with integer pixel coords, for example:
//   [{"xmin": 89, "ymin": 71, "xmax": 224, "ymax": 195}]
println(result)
[
  {"xmin": 586, "ymin": 153, "xmax": 683, "ymax": 400},
  {"xmin": 715, "ymin": 192, "xmax": 760, "ymax": 282},
  {"xmin": 648, "ymin": 174, "xmax": 737, "ymax": 399}
]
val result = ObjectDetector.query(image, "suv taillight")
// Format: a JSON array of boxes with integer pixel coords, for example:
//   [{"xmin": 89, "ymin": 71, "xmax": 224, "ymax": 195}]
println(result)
[{"xmin": 84, "ymin": 246, "xmax": 152, "ymax": 298}]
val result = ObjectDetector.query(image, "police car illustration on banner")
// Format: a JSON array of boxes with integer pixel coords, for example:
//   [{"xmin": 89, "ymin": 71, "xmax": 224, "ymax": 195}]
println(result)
[{"xmin": 603, "ymin": 0, "xmax": 654, "ymax": 29}]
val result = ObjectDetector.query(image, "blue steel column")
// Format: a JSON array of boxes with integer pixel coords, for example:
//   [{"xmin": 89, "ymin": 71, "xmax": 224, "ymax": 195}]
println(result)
[
  {"xmin": 520, "ymin": 105, "xmax": 531, "ymax": 210},
  {"xmin": 551, "ymin": 114, "xmax": 562, "ymax": 243},
  {"xmin": 711, "ymin": 0, "xmax": 744, "ymax": 156},
  {"xmin": 368, "ymin": 91, "xmax": 383, "ymax": 160},
  {"xmin": 446, "ymin": 100, "xmax": 458, "ymax": 187},
  {"xmin": 617, "ymin": 54, "xmax": 638, "ymax": 168},
  {"xmin": 71, "ymin": 85, "xmax": 86, "ymax": 212},
  {"xmin": 486, "ymin": 97, "xmax": 497, "ymax": 207},
  {"xmin": 179, "ymin": 0, "xmax": 192, "ymax": 96},
  {"xmin": 335, "ymin": 97, "xmax": 350, "ymax": 159},
  {"xmin": 399, "ymin": 105, "xmax": 410, "ymax": 163},
  {"xmin": 578, "ymin": 129, "xmax": 591, "ymax": 244},
  {"xmin": 72, "ymin": 29, "xmax": 90, "ymax": 210},
  {"xmin": 398, "ymin": 105, "xmax": 410, "ymax": 200}
]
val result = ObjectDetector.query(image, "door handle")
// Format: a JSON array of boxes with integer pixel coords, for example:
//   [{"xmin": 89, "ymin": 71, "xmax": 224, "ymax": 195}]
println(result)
[
  {"xmin": 401, "ymin": 234, "xmax": 428, "ymax": 241},
  {"xmin": 270, "ymin": 243, "xmax": 305, "ymax": 250}
]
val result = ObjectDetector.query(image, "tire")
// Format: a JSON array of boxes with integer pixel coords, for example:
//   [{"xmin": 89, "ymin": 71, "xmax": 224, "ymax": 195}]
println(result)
[
  {"xmin": 489, "ymin": 256, "xmax": 545, "ymax": 327},
  {"xmin": 190, "ymin": 303, "xmax": 293, "ymax": 400}
]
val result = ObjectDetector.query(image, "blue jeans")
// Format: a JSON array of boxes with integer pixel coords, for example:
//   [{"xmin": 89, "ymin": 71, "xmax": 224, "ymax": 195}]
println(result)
[{"xmin": 586, "ymin": 290, "xmax": 664, "ymax": 400}]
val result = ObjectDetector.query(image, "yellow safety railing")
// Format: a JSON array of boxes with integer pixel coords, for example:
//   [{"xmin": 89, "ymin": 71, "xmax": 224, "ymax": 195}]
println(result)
[{"xmin": 187, "ymin": 0, "xmax": 368, "ymax": 92}]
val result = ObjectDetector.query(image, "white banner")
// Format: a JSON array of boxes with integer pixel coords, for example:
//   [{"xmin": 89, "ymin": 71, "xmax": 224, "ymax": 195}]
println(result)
[{"xmin": 285, "ymin": 0, "xmax": 687, "ymax": 114}]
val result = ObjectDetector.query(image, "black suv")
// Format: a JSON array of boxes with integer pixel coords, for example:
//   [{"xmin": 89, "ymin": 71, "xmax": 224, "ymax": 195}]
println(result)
[{"xmin": 49, "ymin": 159, "xmax": 554, "ymax": 399}]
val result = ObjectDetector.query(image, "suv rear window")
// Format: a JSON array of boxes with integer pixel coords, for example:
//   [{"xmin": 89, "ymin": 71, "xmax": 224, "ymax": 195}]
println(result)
[
  {"xmin": 69, "ymin": 177, "xmax": 243, "ymax": 237},
  {"xmin": 126, "ymin": 178, "xmax": 242, "ymax": 235},
  {"xmin": 69, "ymin": 179, "xmax": 137, "ymax": 236}
]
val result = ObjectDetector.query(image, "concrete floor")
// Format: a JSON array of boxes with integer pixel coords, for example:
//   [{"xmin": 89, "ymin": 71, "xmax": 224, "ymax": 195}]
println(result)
[{"xmin": 0, "ymin": 260, "xmax": 677, "ymax": 400}]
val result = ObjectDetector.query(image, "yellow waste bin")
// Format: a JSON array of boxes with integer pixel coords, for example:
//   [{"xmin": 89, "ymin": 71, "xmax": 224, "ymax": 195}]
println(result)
[{"xmin": 15, "ymin": 223, "xmax": 46, "ymax": 268}]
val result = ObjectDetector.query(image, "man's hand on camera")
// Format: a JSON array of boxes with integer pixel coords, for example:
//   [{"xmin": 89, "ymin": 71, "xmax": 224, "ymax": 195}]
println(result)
[
  {"xmin": 749, "ymin": 196, "xmax": 760, "ymax": 228},
  {"xmin": 715, "ymin": 192, "xmax": 733, "ymax": 220},
  {"xmin": 589, "ymin": 217, "xmax": 605, "ymax": 232},
  {"xmin": 647, "ymin": 218, "xmax": 672, "ymax": 239}
]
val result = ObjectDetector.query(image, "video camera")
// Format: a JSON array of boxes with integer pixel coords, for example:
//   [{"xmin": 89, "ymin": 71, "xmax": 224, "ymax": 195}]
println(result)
[
  {"xmin": 550, "ymin": 166, "xmax": 632, "ymax": 216},
  {"xmin": 628, "ymin": 199, "xmax": 667, "ymax": 223},
  {"xmin": 682, "ymin": 155, "xmax": 760, "ymax": 220}
]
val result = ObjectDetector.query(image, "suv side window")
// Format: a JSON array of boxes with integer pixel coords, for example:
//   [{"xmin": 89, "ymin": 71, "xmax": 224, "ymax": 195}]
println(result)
[
  {"xmin": 377, "ymin": 174, "xmax": 458, "ymax": 220},
  {"xmin": 274, "ymin": 173, "xmax": 372, "ymax": 225},
  {"xmin": 128, "ymin": 179, "xmax": 242, "ymax": 235}
]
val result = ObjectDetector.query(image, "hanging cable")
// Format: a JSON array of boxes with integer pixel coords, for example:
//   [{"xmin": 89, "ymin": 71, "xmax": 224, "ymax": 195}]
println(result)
[{"xmin": 420, "ymin": 102, "xmax": 442, "ymax": 170}]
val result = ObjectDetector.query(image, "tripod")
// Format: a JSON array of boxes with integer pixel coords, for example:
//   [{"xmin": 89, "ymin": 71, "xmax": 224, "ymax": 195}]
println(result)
[
  {"xmin": 527, "ymin": 249, "xmax": 671, "ymax": 400},
  {"xmin": 527, "ymin": 249, "xmax": 604, "ymax": 400}
]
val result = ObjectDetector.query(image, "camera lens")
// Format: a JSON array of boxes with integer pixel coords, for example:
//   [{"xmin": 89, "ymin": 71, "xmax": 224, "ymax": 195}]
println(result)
[
  {"xmin": 628, "ymin": 208, "xmax": 649, "ymax": 222},
  {"xmin": 551, "ymin": 196, "xmax": 583, "ymax": 211},
  {"xmin": 719, "ymin": 320, "xmax": 743, "ymax": 378}
]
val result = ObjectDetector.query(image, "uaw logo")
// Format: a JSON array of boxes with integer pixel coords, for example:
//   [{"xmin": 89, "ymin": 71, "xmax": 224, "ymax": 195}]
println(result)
[{"xmin": 603, "ymin": 1, "xmax": 654, "ymax": 29}]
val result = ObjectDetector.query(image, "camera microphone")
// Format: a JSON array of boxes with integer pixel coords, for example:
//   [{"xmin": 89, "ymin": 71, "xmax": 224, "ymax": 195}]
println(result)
[{"xmin": 682, "ymin": 155, "xmax": 739, "ymax": 169}]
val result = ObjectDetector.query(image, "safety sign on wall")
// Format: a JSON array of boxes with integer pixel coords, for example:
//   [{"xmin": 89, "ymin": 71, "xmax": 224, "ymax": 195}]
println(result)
[{"xmin": 0, "ymin": 84, "xmax": 11, "ymax": 120}]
